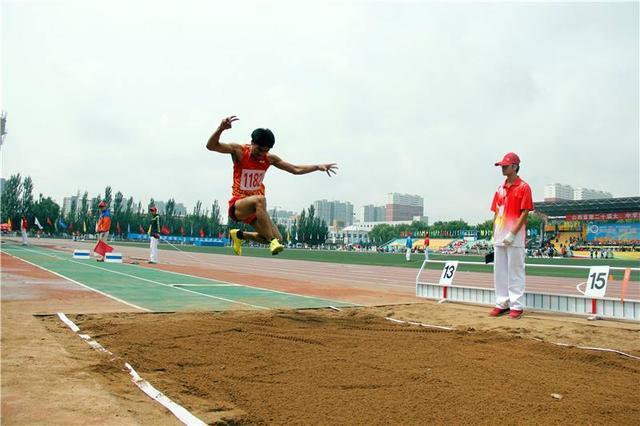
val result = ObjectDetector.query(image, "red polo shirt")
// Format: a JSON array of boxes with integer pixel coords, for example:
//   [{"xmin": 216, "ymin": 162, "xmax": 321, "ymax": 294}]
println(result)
[{"xmin": 491, "ymin": 176, "xmax": 533, "ymax": 247}]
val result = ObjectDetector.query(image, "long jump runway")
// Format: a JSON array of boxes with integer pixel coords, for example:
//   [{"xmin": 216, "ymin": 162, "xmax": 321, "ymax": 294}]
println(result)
[{"xmin": 1, "ymin": 243, "xmax": 354, "ymax": 312}]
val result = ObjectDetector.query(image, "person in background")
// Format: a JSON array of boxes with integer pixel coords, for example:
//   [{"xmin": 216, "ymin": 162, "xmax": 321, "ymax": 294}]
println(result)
[
  {"xmin": 95, "ymin": 201, "xmax": 111, "ymax": 262},
  {"xmin": 423, "ymin": 231, "xmax": 430, "ymax": 260},
  {"xmin": 405, "ymin": 234, "xmax": 413, "ymax": 261},
  {"xmin": 21, "ymin": 216, "xmax": 28, "ymax": 246},
  {"xmin": 147, "ymin": 205, "xmax": 160, "ymax": 264}
]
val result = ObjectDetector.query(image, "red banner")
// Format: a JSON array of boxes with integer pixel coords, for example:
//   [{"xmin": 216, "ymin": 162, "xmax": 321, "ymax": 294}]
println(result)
[{"xmin": 566, "ymin": 212, "xmax": 640, "ymax": 221}]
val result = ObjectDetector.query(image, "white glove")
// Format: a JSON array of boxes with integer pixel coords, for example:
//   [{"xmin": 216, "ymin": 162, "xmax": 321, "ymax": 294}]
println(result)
[{"xmin": 503, "ymin": 232, "xmax": 515, "ymax": 246}]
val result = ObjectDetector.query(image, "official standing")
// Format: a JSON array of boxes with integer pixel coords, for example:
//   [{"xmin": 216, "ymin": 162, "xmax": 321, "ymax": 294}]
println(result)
[
  {"xmin": 489, "ymin": 152, "xmax": 533, "ymax": 320},
  {"xmin": 148, "ymin": 206, "xmax": 160, "ymax": 264},
  {"xmin": 95, "ymin": 201, "xmax": 111, "ymax": 261}
]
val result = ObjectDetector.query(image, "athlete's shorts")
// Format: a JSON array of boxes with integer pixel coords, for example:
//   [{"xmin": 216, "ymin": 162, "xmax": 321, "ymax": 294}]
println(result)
[{"xmin": 228, "ymin": 196, "xmax": 257, "ymax": 224}]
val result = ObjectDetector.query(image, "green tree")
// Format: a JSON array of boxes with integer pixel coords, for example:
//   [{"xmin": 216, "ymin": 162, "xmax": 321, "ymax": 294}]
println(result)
[
  {"xmin": 1, "ymin": 173, "xmax": 22, "ymax": 226},
  {"xmin": 104, "ymin": 186, "xmax": 112, "ymax": 207},
  {"xmin": 21, "ymin": 176, "xmax": 34, "ymax": 219},
  {"xmin": 369, "ymin": 223, "xmax": 396, "ymax": 244},
  {"xmin": 124, "ymin": 197, "xmax": 135, "ymax": 233},
  {"xmin": 297, "ymin": 209, "xmax": 307, "ymax": 243},
  {"xmin": 211, "ymin": 200, "xmax": 222, "ymax": 237},
  {"xmin": 165, "ymin": 198, "xmax": 175, "ymax": 232},
  {"xmin": 527, "ymin": 212, "xmax": 544, "ymax": 235},
  {"xmin": 66, "ymin": 195, "xmax": 78, "ymax": 233},
  {"xmin": 112, "ymin": 191, "xmax": 124, "ymax": 235},
  {"xmin": 90, "ymin": 194, "xmax": 101, "ymax": 230},
  {"xmin": 33, "ymin": 194, "xmax": 60, "ymax": 234}
]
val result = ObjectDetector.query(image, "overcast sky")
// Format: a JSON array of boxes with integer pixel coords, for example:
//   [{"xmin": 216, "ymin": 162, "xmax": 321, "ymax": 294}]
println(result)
[{"xmin": 2, "ymin": 0, "xmax": 638, "ymax": 224}]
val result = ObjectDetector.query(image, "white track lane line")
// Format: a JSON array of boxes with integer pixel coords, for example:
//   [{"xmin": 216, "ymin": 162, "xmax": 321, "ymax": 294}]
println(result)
[
  {"xmin": 2, "ymin": 249, "xmax": 149, "ymax": 311},
  {"xmin": 4, "ymin": 245, "xmax": 269, "ymax": 310},
  {"xmin": 12, "ymin": 244, "xmax": 360, "ymax": 307},
  {"xmin": 131, "ymin": 264, "xmax": 363, "ymax": 307}
]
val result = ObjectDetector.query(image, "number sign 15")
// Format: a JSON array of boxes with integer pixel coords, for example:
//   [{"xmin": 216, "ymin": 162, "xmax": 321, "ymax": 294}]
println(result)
[{"xmin": 584, "ymin": 265, "xmax": 610, "ymax": 298}]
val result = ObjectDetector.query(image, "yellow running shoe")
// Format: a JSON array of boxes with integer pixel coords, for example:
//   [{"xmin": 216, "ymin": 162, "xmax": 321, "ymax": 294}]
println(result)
[
  {"xmin": 269, "ymin": 238, "xmax": 284, "ymax": 255},
  {"xmin": 230, "ymin": 229, "xmax": 243, "ymax": 256}
]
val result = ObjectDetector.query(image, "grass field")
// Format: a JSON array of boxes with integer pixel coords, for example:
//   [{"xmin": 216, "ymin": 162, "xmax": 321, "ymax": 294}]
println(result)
[{"xmin": 110, "ymin": 240, "xmax": 639, "ymax": 281}]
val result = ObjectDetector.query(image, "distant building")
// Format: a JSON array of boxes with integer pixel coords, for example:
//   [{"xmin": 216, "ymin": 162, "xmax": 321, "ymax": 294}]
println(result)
[
  {"xmin": 62, "ymin": 195, "xmax": 79, "ymax": 215},
  {"xmin": 573, "ymin": 187, "xmax": 612, "ymax": 201},
  {"xmin": 544, "ymin": 183, "xmax": 574, "ymax": 202},
  {"xmin": 271, "ymin": 209, "xmax": 297, "ymax": 231},
  {"xmin": 543, "ymin": 183, "xmax": 612, "ymax": 202},
  {"xmin": 313, "ymin": 199, "xmax": 354, "ymax": 228},
  {"xmin": 328, "ymin": 219, "xmax": 427, "ymax": 245},
  {"xmin": 152, "ymin": 200, "xmax": 187, "ymax": 216},
  {"xmin": 361, "ymin": 204, "xmax": 387, "ymax": 222},
  {"xmin": 385, "ymin": 193, "xmax": 424, "ymax": 221}
]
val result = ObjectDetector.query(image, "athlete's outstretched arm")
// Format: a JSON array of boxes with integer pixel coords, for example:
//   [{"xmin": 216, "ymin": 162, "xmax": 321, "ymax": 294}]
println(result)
[
  {"xmin": 206, "ymin": 116, "xmax": 243, "ymax": 157},
  {"xmin": 269, "ymin": 154, "xmax": 338, "ymax": 177}
]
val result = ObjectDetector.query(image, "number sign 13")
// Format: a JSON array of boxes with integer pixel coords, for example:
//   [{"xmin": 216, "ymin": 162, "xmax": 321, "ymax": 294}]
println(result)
[{"xmin": 439, "ymin": 261, "xmax": 459, "ymax": 286}]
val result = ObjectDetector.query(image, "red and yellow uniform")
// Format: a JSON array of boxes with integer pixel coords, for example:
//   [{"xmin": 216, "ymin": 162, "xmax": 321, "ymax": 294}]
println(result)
[
  {"xmin": 97, "ymin": 209, "xmax": 112, "ymax": 233},
  {"xmin": 228, "ymin": 145, "xmax": 270, "ymax": 224},
  {"xmin": 490, "ymin": 177, "xmax": 533, "ymax": 247}
]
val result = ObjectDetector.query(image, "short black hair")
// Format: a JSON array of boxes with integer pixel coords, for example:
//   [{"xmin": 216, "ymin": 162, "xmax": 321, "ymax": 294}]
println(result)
[{"xmin": 251, "ymin": 128, "xmax": 275, "ymax": 148}]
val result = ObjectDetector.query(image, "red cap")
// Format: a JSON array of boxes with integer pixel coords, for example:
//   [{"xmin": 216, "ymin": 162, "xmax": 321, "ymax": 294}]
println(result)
[
  {"xmin": 98, "ymin": 201, "xmax": 106, "ymax": 207},
  {"xmin": 494, "ymin": 152, "xmax": 520, "ymax": 166},
  {"xmin": 149, "ymin": 206, "xmax": 157, "ymax": 212}
]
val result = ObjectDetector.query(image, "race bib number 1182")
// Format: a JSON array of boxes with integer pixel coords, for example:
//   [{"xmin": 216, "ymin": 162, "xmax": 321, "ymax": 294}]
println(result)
[{"xmin": 240, "ymin": 169, "xmax": 265, "ymax": 190}]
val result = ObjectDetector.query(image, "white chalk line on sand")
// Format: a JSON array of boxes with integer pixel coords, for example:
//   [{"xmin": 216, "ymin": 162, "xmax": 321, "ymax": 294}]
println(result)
[
  {"xmin": 57, "ymin": 313, "xmax": 207, "ymax": 426},
  {"xmin": 385, "ymin": 316, "xmax": 456, "ymax": 330},
  {"xmin": 384, "ymin": 315, "xmax": 640, "ymax": 361}
]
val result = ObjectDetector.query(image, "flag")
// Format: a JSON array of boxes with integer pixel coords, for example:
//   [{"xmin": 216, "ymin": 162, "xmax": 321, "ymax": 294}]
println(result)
[
  {"xmin": 58, "ymin": 217, "xmax": 67, "ymax": 229},
  {"xmin": 116, "ymin": 222, "xmax": 121, "ymax": 234},
  {"xmin": 218, "ymin": 231, "xmax": 223, "ymax": 239},
  {"xmin": 127, "ymin": 223, "xmax": 131, "ymax": 234},
  {"xmin": 68, "ymin": 223, "xmax": 74, "ymax": 232},
  {"xmin": 47, "ymin": 217, "xmax": 52, "ymax": 226},
  {"xmin": 34, "ymin": 217, "xmax": 43, "ymax": 230},
  {"xmin": 139, "ymin": 225, "xmax": 145, "ymax": 234},
  {"xmin": 199, "ymin": 228, "xmax": 205, "ymax": 238},
  {"xmin": 94, "ymin": 240, "xmax": 114, "ymax": 257},
  {"xmin": 83, "ymin": 221, "xmax": 87, "ymax": 233},
  {"xmin": 180, "ymin": 225, "xmax": 185, "ymax": 236},
  {"xmin": 7, "ymin": 218, "xmax": 12, "ymax": 230},
  {"xmin": 161, "ymin": 225, "xmax": 170, "ymax": 235}
]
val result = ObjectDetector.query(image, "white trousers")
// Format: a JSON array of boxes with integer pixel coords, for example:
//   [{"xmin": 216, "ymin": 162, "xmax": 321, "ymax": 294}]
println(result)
[
  {"xmin": 150, "ymin": 237, "xmax": 159, "ymax": 262},
  {"xmin": 405, "ymin": 247, "xmax": 411, "ymax": 261},
  {"xmin": 424, "ymin": 248, "xmax": 429, "ymax": 260},
  {"xmin": 21, "ymin": 229, "xmax": 28, "ymax": 245},
  {"xmin": 493, "ymin": 245, "xmax": 526, "ymax": 310}
]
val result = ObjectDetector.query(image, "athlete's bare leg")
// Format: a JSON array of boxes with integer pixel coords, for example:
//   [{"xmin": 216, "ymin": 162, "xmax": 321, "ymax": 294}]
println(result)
[{"xmin": 233, "ymin": 195, "xmax": 283, "ymax": 243}]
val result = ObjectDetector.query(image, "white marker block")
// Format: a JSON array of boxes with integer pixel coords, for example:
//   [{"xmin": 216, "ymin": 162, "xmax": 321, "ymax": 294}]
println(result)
[
  {"xmin": 73, "ymin": 249, "xmax": 91, "ymax": 259},
  {"xmin": 105, "ymin": 252, "xmax": 123, "ymax": 263}
]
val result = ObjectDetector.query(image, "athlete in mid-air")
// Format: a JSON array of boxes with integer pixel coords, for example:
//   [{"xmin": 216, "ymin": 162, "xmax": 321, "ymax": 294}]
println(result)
[{"xmin": 207, "ymin": 115, "xmax": 337, "ymax": 256}]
